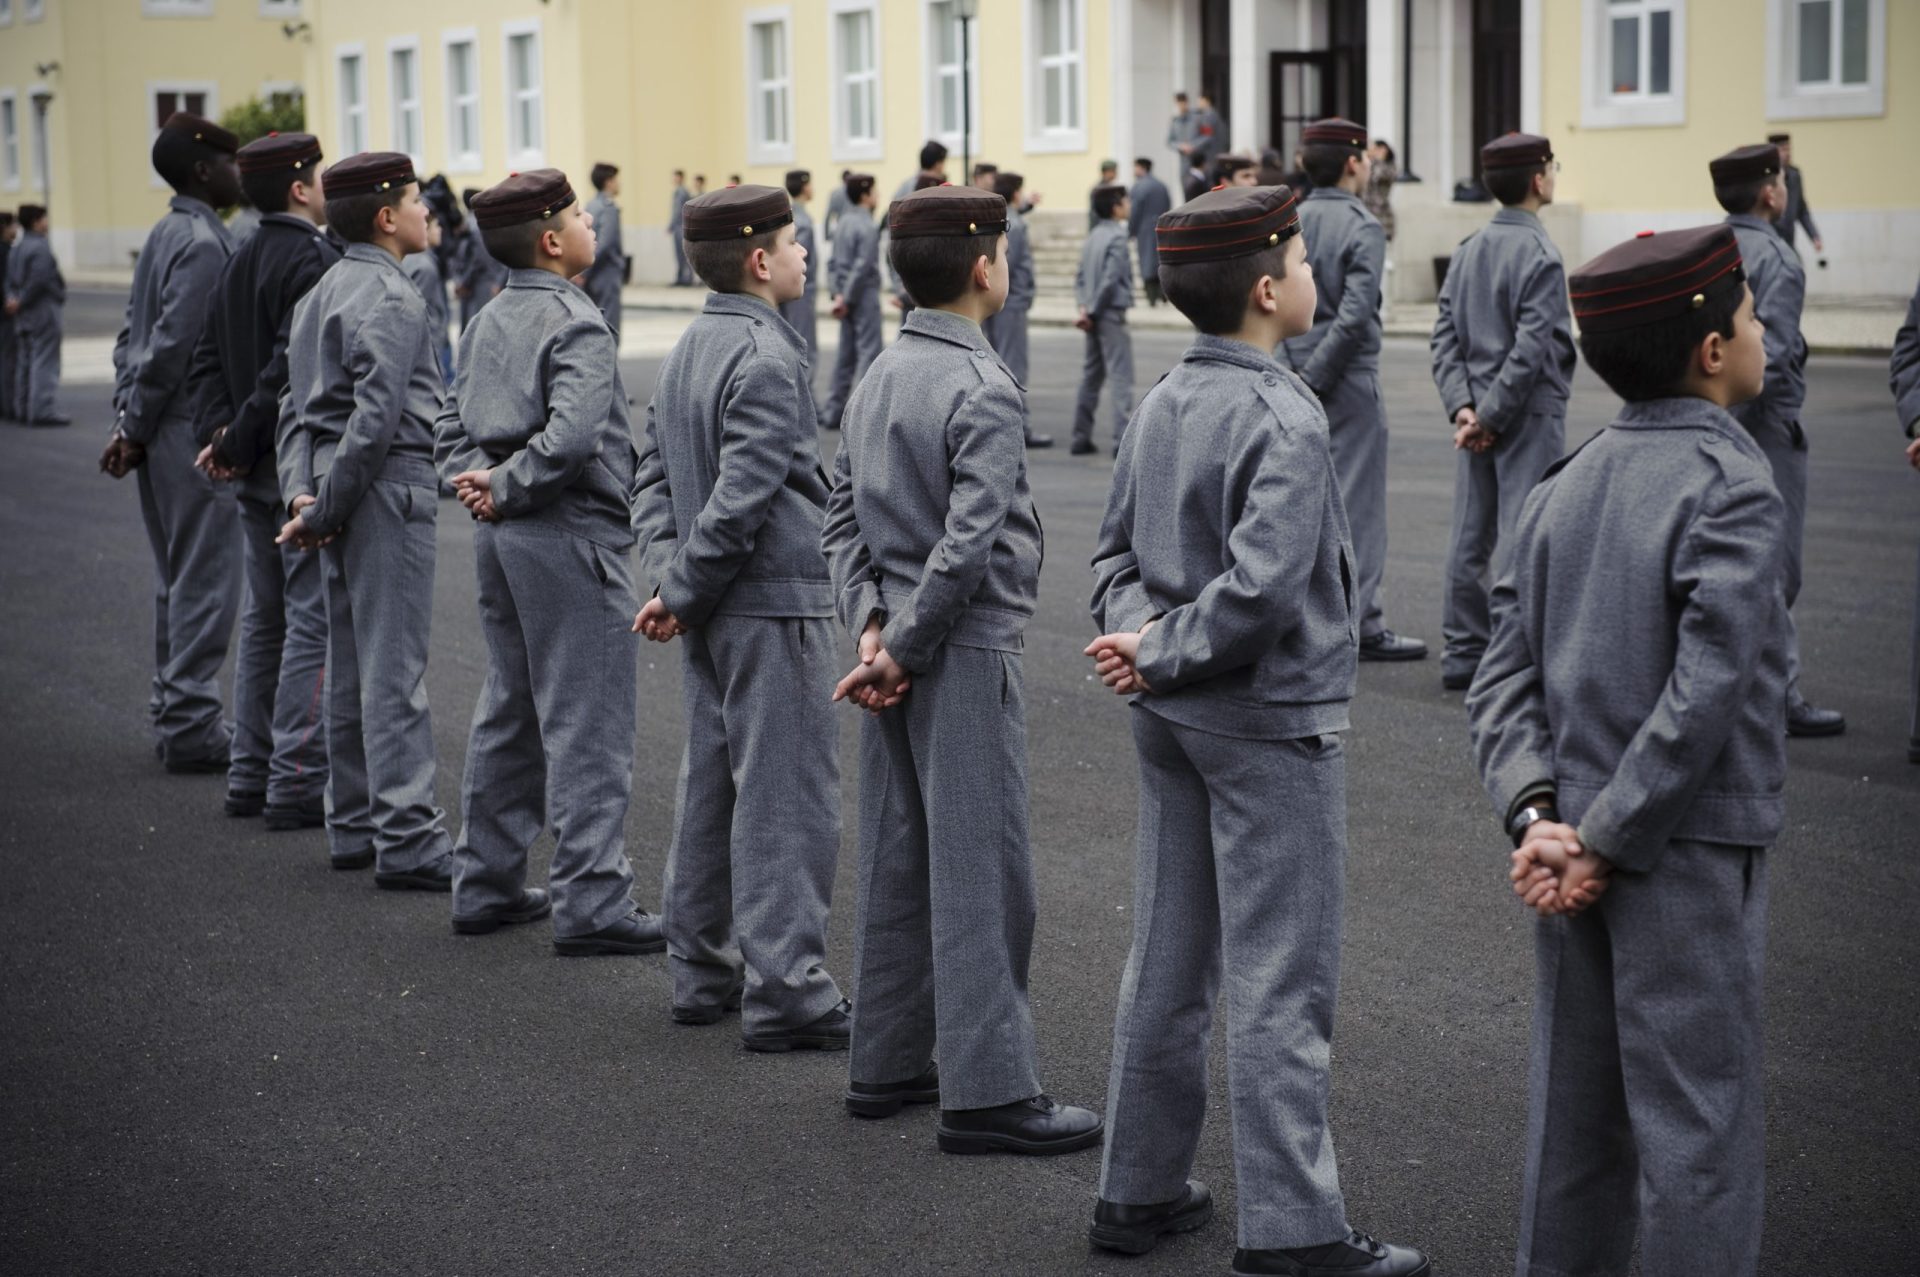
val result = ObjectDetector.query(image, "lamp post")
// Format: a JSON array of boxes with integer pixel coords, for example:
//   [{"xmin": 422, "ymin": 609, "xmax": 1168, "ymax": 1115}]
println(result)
[{"xmin": 958, "ymin": 0, "xmax": 978, "ymax": 184}]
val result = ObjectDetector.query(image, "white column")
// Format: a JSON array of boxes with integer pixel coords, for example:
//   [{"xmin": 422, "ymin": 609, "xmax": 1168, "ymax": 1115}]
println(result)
[
  {"xmin": 1367, "ymin": 0, "xmax": 1399, "ymax": 146},
  {"xmin": 1438, "ymin": 0, "xmax": 1455, "ymax": 191},
  {"xmin": 1230, "ymin": 0, "xmax": 1257, "ymax": 152},
  {"xmin": 1520, "ymin": 0, "xmax": 1542, "ymax": 134},
  {"xmin": 1112, "ymin": 0, "xmax": 1135, "ymax": 168}
]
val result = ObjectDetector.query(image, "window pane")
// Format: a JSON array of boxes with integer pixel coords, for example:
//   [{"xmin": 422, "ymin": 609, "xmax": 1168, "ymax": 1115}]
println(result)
[
  {"xmin": 518, "ymin": 100, "xmax": 535, "ymax": 148},
  {"xmin": 940, "ymin": 75, "xmax": 958, "ymax": 133},
  {"xmin": 1840, "ymin": 0, "xmax": 1869, "ymax": 82},
  {"xmin": 511, "ymin": 34, "xmax": 535, "ymax": 89},
  {"xmin": 1610, "ymin": 15, "xmax": 1639, "ymax": 93},
  {"xmin": 935, "ymin": 3, "xmax": 957, "ymax": 63},
  {"xmin": 451, "ymin": 45, "xmax": 471, "ymax": 96},
  {"xmin": 1067, "ymin": 62, "xmax": 1081, "ymax": 127},
  {"xmin": 755, "ymin": 23, "xmax": 773, "ymax": 81},
  {"xmin": 1042, "ymin": 0, "xmax": 1062, "ymax": 56},
  {"xmin": 1045, "ymin": 64, "xmax": 1063, "ymax": 128},
  {"xmin": 1799, "ymin": 0, "xmax": 1832, "ymax": 82},
  {"xmin": 1649, "ymin": 10, "xmax": 1670, "ymax": 94},
  {"xmin": 777, "ymin": 86, "xmax": 789, "ymax": 143}
]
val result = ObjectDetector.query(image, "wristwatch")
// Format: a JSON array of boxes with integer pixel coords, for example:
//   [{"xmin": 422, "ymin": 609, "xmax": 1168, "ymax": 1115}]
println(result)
[{"xmin": 1507, "ymin": 805, "xmax": 1557, "ymax": 848}]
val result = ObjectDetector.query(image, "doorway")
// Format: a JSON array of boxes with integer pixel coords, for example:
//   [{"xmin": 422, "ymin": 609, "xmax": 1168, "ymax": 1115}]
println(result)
[{"xmin": 1471, "ymin": 0, "xmax": 1522, "ymax": 164}]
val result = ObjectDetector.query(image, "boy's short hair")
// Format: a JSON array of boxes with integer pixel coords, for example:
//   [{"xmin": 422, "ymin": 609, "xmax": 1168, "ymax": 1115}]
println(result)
[
  {"xmin": 918, "ymin": 140, "xmax": 949, "ymax": 171},
  {"xmin": 1160, "ymin": 244, "xmax": 1289, "ymax": 335},
  {"xmin": 326, "ymin": 189, "xmax": 407, "ymax": 243},
  {"xmin": 1091, "ymin": 183, "xmax": 1127, "ymax": 219},
  {"xmin": 673, "ymin": 168, "xmax": 685, "ymax": 179},
  {"xmin": 1708, "ymin": 144, "xmax": 1784, "ymax": 217},
  {"xmin": 687, "ymin": 228, "xmax": 781, "ymax": 292},
  {"xmin": 785, "ymin": 168, "xmax": 811, "ymax": 197},
  {"xmin": 0, "ymin": 212, "xmax": 16, "ymax": 230},
  {"xmin": 1154, "ymin": 184, "xmax": 1301, "ymax": 336},
  {"xmin": 480, "ymin": 222, "xmax": 545, "ymax": 270},
  {"xmin": 972, "ymin": 162, "xmax": 998, "ymax": 179},
  {"xmin": 1579, "ymin": 284, "xmax": 1742, "ymax": 402},
  {"xmin": 993, "ymin": 172, "xmax": 1024, "ymax": 203},
  {"xmin": 18, "ymin": 205, "xmax": 46, "ymax": 229},
  {"xmin": 1134, "ymin": 157, "xmax": 1153, "ymax": 172},
  {"xmin": 240, "ymin": 172, "xmax": 294, "ymax": 214},
  {"xmin": 889, "ymin": 233, "xmax": 1001, "ymax": 307},
  {"xmin": 1485, "ymin": 163, "xmax": 1545, "ymax": 207},
  {"xmin": 1712, "ymin": 176, "xmax": 1772, "ymax": 217},
  {"xmin": 590, "ymin": 162, "xmax": 618, "ymax": 191},
  {"xmin": 845, "ymin": 173, "xmax": 875, "ymax": 202},
  {"xmin": 1300, "ymin": 143, "xmax": 1357, "ymax": 189}
]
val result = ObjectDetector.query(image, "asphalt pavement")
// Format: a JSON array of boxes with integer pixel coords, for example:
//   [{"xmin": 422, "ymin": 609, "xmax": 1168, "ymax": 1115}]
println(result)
[{"xmin": 2, "ymin": 305, "xmax": 1917, "ymax": 1276}]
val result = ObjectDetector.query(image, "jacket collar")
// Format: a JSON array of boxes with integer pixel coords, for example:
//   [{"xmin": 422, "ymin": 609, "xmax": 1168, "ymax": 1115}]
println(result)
[
  {"xmin": 169, "ymin": 194, "xmax": 230, "ymax": 236},
  {"xmin": 1611, "ymin": 396, "xmax": 1760, "ymax": 452},
  {"xmin": 1725, "ymin": 212, "xmax": 1776, "ymax": 235},
  {"xmin": 902, "ymin": 306, "xmax": 988, "ymax": 350},
  {"xmin": 261, "ymin": 212, "xmax": 325, "ymax": 235},
  {"xmin": 1305, "ymin": 187, "xmax": 1363, "ymax": 208},
  {"xmin": 705, "ymin": 290, "xmax": 809, "ymax": 357},
  {"xmin": 1184, "ymin": 333, "xmax": 1288, "ymax": 374},
  {"xmin": 506, "ymin": 267, "xmax": 574, "ymax": 292},
  {"xmin": 344, "ymin": 241, "xmax": 405, "ymax": 272},
  {"xmin": 1491, "ymin": 207, "xmax": 1541, "ymax": 229}
]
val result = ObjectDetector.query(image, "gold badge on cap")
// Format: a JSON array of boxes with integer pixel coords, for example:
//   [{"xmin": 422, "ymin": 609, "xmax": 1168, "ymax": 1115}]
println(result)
[
  {"xmin": 742, "ymin": 225, "xmax": 753, "ymax": 235},
  {"xmin": 1691, "ymin": 293, "xmax": 1706, "ymax": 308}
]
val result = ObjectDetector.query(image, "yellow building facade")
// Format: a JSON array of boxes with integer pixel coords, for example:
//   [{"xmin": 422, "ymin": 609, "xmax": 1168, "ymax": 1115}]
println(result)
[{"xmin": 0, "ymin": 0, "xmax": 306, "ymax": 269}]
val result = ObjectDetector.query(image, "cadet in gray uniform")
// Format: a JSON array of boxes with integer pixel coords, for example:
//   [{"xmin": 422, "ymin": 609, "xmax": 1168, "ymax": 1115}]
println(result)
[
  {"xmin": 668, "ymin": 169, "xmax": 693, "ymax": 286},
  {"xmin": 1891, "ymin": 276, "xmax": 1920, "ymax": 763},
  {"xmin": 0, "ymin": 213, "xmax": 14, "ymax": 419},
  {"xmin": 1766, "ymin": 133, "xmax": 1823, "ymax": 255},
  {"xmin": 403, "ymin": 213, "xmax": 453, "ymax": 383},
  {"xmin": 1282, "ymin": 117, "xmax": 1428, "ymax": 662},
  {"xmin": 824, "ymin": 169, "xmax": 852, "ymax": 240},
  {"xmin": 1429, "ymin": 133, "xmax": 1576, "ymax": 691},
  {"xmin": 1712, "ymin": 144, "xmax": 1845, "ymax": 737},
  {"xmin": 101, "ymin": 114, "xmax": 242, "ymax": 771},
  {"xmin": 1127, "ymin": 158, "xmax": 1171, "ymax": 305},
  {"xmin": 456, "ymin": 188, "xmax": 509, "ymax": 328},
  {"xmin": 1469, "ymin": 225, "xmax": 1785, "ymax": 1277},
  {"xmin": 817, "ymin": 173, "xmax": 882, "ymax": 430},
  {"xmin": 1086, "ymin": 185, "xmax": 1430, "ymax": 1277},
  {"xmin": 777, "ymin": 169, "xmax": 819, "ymax": 363},
  {"xmin": 276, "ymin": 151, "xmax": 456, "ymax": 885},
  {"xmin": 630, "ymin": 183, "xmax": 849, "ymax": 1042},
  {"xmin": 582, "ymin": 162, "xmax": 625, "ymax": 339},
  {"xmin": 435, "ymin": 169, "xmax": 660, "ymax": 953},
  {"xmin": 185, "ymin": 131, "xmax": 338, "ymax": 830},
  {"xmin": 981, "ymin": 172, "xmax": 1051, "ymax": 449},
  {"xmin": 1071, "ymin": 182, "xmax": 1135, "ymax": 455},
  {"xmin": 5, "ymin": 205, "xmax": 66, "ymax": 424},
  {"xmin": 824, "ymin": 184, "xmax": 1101, "ymax": 1155}
]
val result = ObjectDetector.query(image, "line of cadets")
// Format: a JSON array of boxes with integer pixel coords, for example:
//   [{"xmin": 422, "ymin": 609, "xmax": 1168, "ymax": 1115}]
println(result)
[{"xmin": 90, "ymin": 108, "xmax": 1877, "ymax": 1277}]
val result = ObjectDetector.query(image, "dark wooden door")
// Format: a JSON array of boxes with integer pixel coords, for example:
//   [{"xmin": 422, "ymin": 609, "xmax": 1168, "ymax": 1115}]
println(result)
[{"xmin": 1472, "ymin": 0, "xmax": 1523, "ymax": 166}]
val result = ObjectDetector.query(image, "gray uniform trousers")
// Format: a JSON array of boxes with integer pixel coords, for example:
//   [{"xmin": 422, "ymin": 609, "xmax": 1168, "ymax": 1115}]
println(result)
[
  {"xmin": 1518, "ymin": 840, "xmax": 1767, "ymax": 1277},
  {"xmin": 982, "ymin": 307, "xmax": 1033, "ymax": 435},
  {"xmin": 1071, "ymin": 312, "xmax": 1135, "ymax": 448},
  {"xmin": 136, "ymin": 414, "xmax": 241, "ymax": 763},
  {"xmin": 663, "ymin": 616, "xmax": 845, "ymax": 1029},
  {"xmin": 227, "ymin": 471, "xmax": 329, "ymax": 805},
  {"xmin": 1101, "ymin": 708, "xmax": 1351, "ymax": 1250},
  {"xmin": 849, "ymin": 644, "xmax": 1043, "ymax": 1111},
  {"xmin": 819, "ymin": 295, "xmax": 883, "ymax": 427},
  {"xmin": 585, "ymin": 274, "xmax": 623, "ymax": 342},
  {"xmin": 16, "ymin": 315, "xmax": 61, "ymax": 420},
  {"xmin": 455, "ymin": 522, "xmax": 639, "ymax": 936},
  {"xmin": 1319, "ymin": 372, "xmax": 1390, "ymax": 639},
  {"xmin": 319, "ymin": 470, "xmax": 453, "ymax": 871},
  {"xmin": 778, "ymin": 290, "xmax": 818, "ymax": 366},
  {"xmin": 1745, "ymin": 415, "xmax": 1811, "ymax": 705},
  {"xmin": 1441, "ymin": 410, "xmax": 1565, "ymax": 680},
  {"xmin": 0, "ymin": 318, "xmax": 13, "ymax": 417}
]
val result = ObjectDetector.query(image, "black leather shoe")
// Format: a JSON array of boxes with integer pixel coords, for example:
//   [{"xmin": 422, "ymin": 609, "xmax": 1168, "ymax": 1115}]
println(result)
[
  {"xmin": 164, "ymin": 751, "xmax": 231, "ymax": 774},
  {"xmin": 374, "ymin": 855, "xmax": 454, "ymax": 892},
  {"xmin": 452, "ymin": 888, "xmax": 552, "ymax": 935},
  {"xmin": 1089, "ymin": 1180, "xmax": 1214, "ymax": 1254},
  {"xmin": 742, "ymin": 998, "xmax": 851, "ymax": 1053},
  {"xmin": 1786, "ymin": 701, "xmax": 1845, "ymax": 737},
  {"xmin": 937, "ymin": 1094, "xmax": 1103, "ymax": 1155},
  {"xmin": 1358, "ymin": 630, "xmax": 1428, "ymax": 662},
  {"xmin": 1232, "ymin": 1231, "xmax": 1430, "ymax": 1276},
  {"xmin": 224, "ymin": 789, "xmax": 266, "ymax": 818},
  {"xmin": 331, "ymin": 848, "xmax": 374, "ymax": 871},
  {"xmin": 264, "ymin": 797, "xmax": 326, "ymax": 831},
  {"xmin": 1025, "ymin": 433, "xmax": 1055, "ymax": 448},
  {"xmin": 552, "ymin": 909, "xmax": 666, "ymax": 956},
  {"xmin": 846, "ymin": 1062, "xmax": 940, "ymax": 1118},
  {"xmin": 1440, "ymin": 668, "xmax": 1475, "ymax": 691},
  {"xmin": 1069, "ymin": 439, "xmax": 1098, "ymax": 456},
  {"xmin": 672, "ymin": 983, "xmax": 745, "ymax": 1025}
]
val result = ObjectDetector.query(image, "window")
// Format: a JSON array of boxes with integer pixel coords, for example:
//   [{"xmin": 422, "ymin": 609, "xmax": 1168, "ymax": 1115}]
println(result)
[
  {"xmin": 337, "ymin": 47, "xmax": 368, "ymax": 154},
  {"xmin": 924, "ymin": 1, "xmax": 980, "ymax": 149},
  {"xmin": 1768, "ymin": 0, "xmax": 1884, "ymax": 119},
  {"xmin": 260, "ymin": 81, "xmax": 303, "ymax": 114},
  {"xmin": 149, "ymin": 82, "xmax": 217, "ymax": 187},
  {"xmin": 747, "ymin": 9, "xmax": 794, "ymax": 164},
  {"xmin": 142, "ymin": 0, "xmax": 214, "ymax": 15},
  {"xmin": 0, "ymin": 1, "xmax": 13, "ymax": 27},
  {"xmin": 259, "ymin": 0, "xmax": 302, "ymax": 16},
  {"xmin": 0, "ymin": 92, "xmax": 18, "ymax": 191},
  {"xmin": 388, "ymin": 38, "xmax": 422, "ymax": 163},
  {"xmin": 1581, "ymin": 0, "xmax": 1686, "ymax": 128},
  {"xmin": 503, "ymin": 20, "xmax": 544, "ymax": 164},
  {"xmin": 1026, "ymin": 0, "xmax": 1086, "ymax": 150},
  {"xmin": 830, "ymin": 1, "xmax": 882, "ymax": 161},
  {"xmin": 443, "ymin": 29, "xmax": 481, "ymax": 171}
]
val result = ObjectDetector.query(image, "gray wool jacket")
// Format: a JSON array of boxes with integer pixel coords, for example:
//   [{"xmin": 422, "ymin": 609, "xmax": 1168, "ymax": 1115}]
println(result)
[
  {"xmin": 1075, "ymin": 219, "xmax": 1133, "ymax": 316},
  {"xmin": 1726, "ymin": 212, "xmax": 1808, "ymax": 433},
  {"xmin": 277, "ymin": 243, "xmax": 444, "ymax": 534},
  {"xmin": 113, "ymin": 196, "xmax": 232, "ymax": 443},
  {"xmin": 1279, "ymin": 188, "xmax": 1385, "ymax": 389},
  {"xmin": 1466, "ymin": 396, "xmax": 1790, "ymax": 872},
  {"xmin": 1429, "ymin": 207, "xmax": 1576, "ymax": 431},
  {"xmin": 823, "ymin": 306, "xmax": 1042, "ymax": 672},
  {"xmin": 1093, "ymin": 334, "xmax": 1357, "ymax": 741},
  {"xmin": 631, "ymin": 291, "xmax": 833, "ymax": 623},
  {"xmin": 1893, "ymin": 276, "xmax": 1920, "ymax": 434},
  {"xmin": 435, "ymin": 269, "xmax": 636, "ymax": 550}
]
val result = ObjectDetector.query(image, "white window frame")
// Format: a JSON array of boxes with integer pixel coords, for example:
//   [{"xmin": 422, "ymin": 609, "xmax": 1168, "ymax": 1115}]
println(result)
[
  {"xmin": 745, "ymin": 7, "xmax": 795, "ymax": 165},
  {"xmin": 24, "ymin": 0, "xmax": 44, "ymax": 22},
  {"xmin": 442, "ymin": 27, "xmax": 483, "ymax": 173},
  {"xmin": 922, "ymin": 0, "xmax": 981, "ymax": 153},
  {"xmin": 258, "ymin": 0, "xmax": 302, "ymax": 17},
  {"xmin": 387, "ymin": 35, "xmax": 424, "ymax": 166},
  {"xmin": 828, "ymin": 0, "xmax": 884, "ymax": 163},
  {"xmin": 335, "ymin": 44, "xmax": 368, "ymax": 156},
  {"xmin": 1580, "ymin": 0, "xmax": 1687, "ymax": 129},
  {"xmin": 141, "ymin": 0, "xmax": 214, "ymax": 16},
  {"xmin": 146, "ymin": 80, "xmax": 219, "ymax": 189},
  {"xmin": 0, "ymin": 90, "xmax": 20, "ymax": 191},
  {"xmin": 1024, "ymin": 0, "xmax": 1088, "ymax": 152},
  {"xmin": 1766, "ymin": 0, "xmax": 1885, "ymax": 119},
  {"xmin": 502, "ymin": 18, "xmax": 545, "ymax": 166},
  {"xmin": 259, "ymin": 79, "xmax": 303, "ymax": 110}
]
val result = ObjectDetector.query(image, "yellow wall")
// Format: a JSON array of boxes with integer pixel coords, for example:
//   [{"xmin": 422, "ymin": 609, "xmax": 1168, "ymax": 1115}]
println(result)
[
  {"xmin": 0, "ymin": 0, "xmax": 304, "ymax": 268},
  {"xmin": 1541, "ymin": 0, "xmax": 1920, "ymax": 213}
]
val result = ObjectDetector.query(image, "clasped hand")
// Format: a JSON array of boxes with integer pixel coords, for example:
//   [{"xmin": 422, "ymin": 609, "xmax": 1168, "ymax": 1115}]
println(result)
[
  {"xmin": 1510, "ymin": 819, "xmax": 1613, "ymax": 918},
  {"xmin": 632, "ymin": 596, "xmax": 686, "ymax": 643},
  {"xmin": 1452, "ymin": 407, "xmax": 1496, "ymax": 454},
  {"xmin": 450, "ymin": 469, "xmax": 497, "ymax": 522},
  {"xmin": 1082, "ymin": 621, "xmax": 1155, "ymax": 695},
  {"xmin": 832, "ymin": 618, "xmax": 911, "ymax": 714},
  {"xmin": 275, "ymin": 493, "xmax": 337, "ymax": 552}
]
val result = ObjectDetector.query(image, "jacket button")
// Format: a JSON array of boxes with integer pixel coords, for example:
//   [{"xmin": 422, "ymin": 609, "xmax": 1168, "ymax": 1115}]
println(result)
[
  {"xmin": 1263, "ymin": 375, "xmax": 1277, "ymax": 385},
  {"xmin": 974, "ymin": 349, "xmax": 987, "ymax": 358}
]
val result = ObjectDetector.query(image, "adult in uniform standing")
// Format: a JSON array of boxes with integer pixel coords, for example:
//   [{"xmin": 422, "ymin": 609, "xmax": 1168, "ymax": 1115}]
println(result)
[
  {"xmin": 582, "ymin": 162, "xmax": 626, "ymax": 339},
  {"xmin": 1767, "ymin": 133, "xmax": 1823, "ymax": 257},
  {"xmin": 1165, "ymin": 92, "xmax": 1198, "ymax": 197},
  {"xmin": 1127, "ymin": 158, "xmax": 1171, "ymax": 306},
  {"xmin": 1891, "ymin": 275, "xmax": 1920, "ymax": 763}
]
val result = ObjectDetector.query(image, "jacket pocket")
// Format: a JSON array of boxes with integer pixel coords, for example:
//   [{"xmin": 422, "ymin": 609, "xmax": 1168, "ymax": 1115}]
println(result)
[{"xmin": 1337, "ymin": 543, "xmax": 1357, "ymax": 644}]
